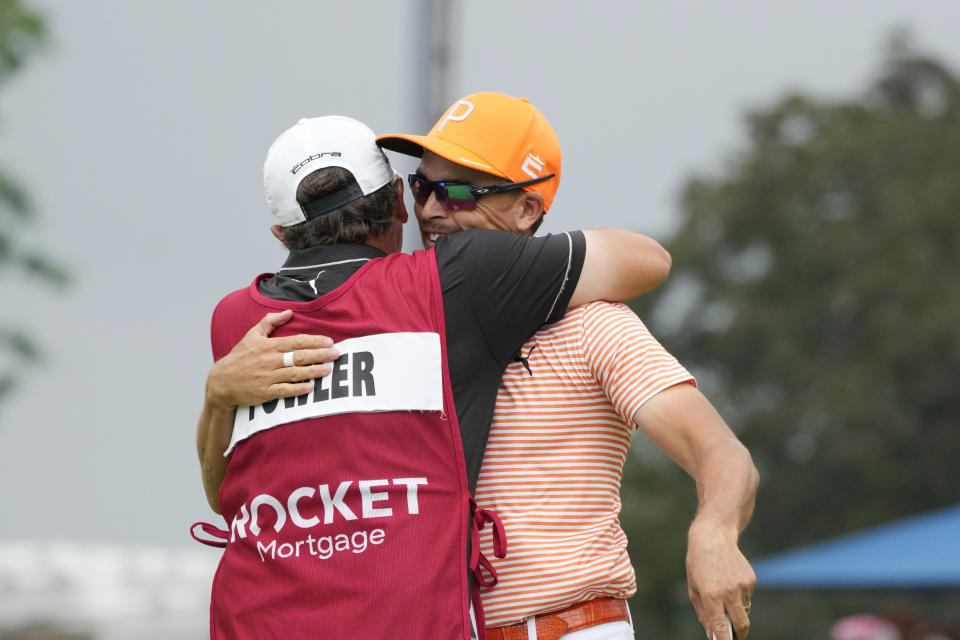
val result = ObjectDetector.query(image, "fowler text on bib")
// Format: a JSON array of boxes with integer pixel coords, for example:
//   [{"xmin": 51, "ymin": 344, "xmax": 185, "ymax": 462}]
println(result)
[{"xmin": 226, "ymin": 332, "xmax": 443, "ymax": 454}]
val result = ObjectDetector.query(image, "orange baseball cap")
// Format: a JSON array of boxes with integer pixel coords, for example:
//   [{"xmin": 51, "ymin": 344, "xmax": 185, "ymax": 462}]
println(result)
[{"xmin": 377, "ymin": 92, "xmax": 562, "ymax": 211}]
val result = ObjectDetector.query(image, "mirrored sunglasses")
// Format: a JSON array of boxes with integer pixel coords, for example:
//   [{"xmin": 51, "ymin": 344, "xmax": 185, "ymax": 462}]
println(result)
[{"xmin": 407, "ymin": 172, "xmax": 554, "ymax": 211}]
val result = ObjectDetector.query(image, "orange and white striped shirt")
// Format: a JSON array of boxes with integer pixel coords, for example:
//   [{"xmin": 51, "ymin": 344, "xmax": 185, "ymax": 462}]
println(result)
[{"xmin": 474, "ymin": 301, "xmax": 695, "ymax": 626}]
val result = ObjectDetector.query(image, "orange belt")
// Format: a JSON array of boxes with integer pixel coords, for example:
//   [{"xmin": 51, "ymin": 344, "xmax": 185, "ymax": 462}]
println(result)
[{"xmin": 486, "ymin": 597, "xmax": 629, "ymax": 640}]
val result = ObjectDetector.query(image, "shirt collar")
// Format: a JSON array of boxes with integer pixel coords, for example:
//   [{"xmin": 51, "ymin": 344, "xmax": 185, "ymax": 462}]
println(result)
[{"xmin": 278, "ymin": 243, "xmax": 387, "ymax": 273}]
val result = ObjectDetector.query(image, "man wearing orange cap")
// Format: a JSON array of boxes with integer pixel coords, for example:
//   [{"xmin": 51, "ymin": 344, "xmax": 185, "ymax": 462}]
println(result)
[{"xmin": 375, "ymin": 93, "xmax": 758, "ymax": 640}]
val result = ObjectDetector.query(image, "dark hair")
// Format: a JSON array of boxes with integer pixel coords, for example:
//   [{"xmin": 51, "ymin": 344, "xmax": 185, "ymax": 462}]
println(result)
[{"xmin": 278, "ymin": 166, "xmax": 396, "ymax": 249}]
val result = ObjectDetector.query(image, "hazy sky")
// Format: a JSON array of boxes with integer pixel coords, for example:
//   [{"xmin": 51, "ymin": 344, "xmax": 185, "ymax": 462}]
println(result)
[{"xmin": 2, "ymin": 0, "xmax": 959, "ymax": 546}]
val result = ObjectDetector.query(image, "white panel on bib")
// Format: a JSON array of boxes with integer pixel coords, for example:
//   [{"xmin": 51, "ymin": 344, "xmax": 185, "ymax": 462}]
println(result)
[{"xmin": 225, "ymin": 332, "xmax": 443, "ymax": 455}]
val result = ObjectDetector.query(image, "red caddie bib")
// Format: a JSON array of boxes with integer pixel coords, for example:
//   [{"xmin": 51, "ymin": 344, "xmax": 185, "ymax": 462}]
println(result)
[{"xmin": 201, "ymin": 250, "xmax": 489, "ymax": 640}]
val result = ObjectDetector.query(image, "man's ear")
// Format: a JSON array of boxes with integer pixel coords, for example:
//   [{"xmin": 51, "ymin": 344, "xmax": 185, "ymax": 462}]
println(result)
[
  {"xmin": 271, "ymin": 224, "xmax": 287, "ymax": 246},
  {"xmin": 516, "ymin": 191, "xmax": 546, "ymax": 236},
  {"xmin": 394, "ymin": 176, "xmax": 409, "ymax": 224}
]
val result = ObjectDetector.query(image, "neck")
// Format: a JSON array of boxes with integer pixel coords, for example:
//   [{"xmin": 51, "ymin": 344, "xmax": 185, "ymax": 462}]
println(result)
[{"xmin": 364, "ymin": 234, "xmax": 397, "ymax": 255}]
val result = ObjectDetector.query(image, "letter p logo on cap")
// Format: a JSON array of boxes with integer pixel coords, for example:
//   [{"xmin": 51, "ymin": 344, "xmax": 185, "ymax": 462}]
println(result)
[{"xmin": 435, "ymin": 100, "xmax": 474, "ymax": 132}]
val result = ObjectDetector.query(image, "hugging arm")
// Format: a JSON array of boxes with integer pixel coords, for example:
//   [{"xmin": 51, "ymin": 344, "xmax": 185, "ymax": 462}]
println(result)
[
  {"xmin": 568, "ymin": 228, "xmax": 671, "ymax": 308},
  {"xmin": 196, "ymin": 310, "xmax": 339, "ymax": 513},
  {"xmin": 632, "ymin": 384, "xmax": 758, "ymax": 640}
]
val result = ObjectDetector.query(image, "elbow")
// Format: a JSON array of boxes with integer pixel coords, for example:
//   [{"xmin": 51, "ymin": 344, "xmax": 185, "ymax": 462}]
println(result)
[
  {"xmin": 202, "ymin": 468, "xmax": 223, "ymax": 515},
  {"xmin": 738, "ymin": 442, "xmax": 760, "ymax": 504},
  {"xmin": 205, "ymin": 490, "xmax": 223, "ymax": 515},
  {"xmin": 748, "ymin": 454, "xmax": 760, "ymax": 494},
  {"xmin": 743, "ymin": 451, "xmax": 760, "ymax": 528},
  {"xmin": 734, "ymin": 437, "xmax": 759, "ymax": 489},
  {"xmin": 633, "ymin": 236, "xmax": 672, "ymax": 295},
  {"xmin": 651, "ymin": 243, "xmax": 672, "ymax": 287}
]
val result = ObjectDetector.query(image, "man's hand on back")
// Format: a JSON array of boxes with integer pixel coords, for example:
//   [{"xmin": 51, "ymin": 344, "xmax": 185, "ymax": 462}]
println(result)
[
  {"xmin": 206, "ymin": 309, "xmax": 339, "ymax": 408},
  {"xmin": 198, "ymin": 310, "xmax": 338, "ymax": 514}
]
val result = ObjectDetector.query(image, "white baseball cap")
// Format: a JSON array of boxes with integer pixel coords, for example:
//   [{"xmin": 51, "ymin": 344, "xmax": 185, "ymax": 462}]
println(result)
[{"xmin": 263, "ymin": 116, "xmax": 396, "ymax": 227}]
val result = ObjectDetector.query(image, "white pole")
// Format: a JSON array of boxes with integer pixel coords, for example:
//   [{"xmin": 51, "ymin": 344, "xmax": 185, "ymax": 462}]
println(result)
[
  {"xmin": 404, "ymin": 0, "xmax": 455, "ymax": 251},
  {"xmin": 415, "ymin": 0, "xmax": 454, "ymax": 132}
]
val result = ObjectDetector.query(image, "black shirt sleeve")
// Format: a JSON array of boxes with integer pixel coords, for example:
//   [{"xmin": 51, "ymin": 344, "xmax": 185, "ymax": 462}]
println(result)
[{"xmin": 435, "ymin": 229, "xmax": 586, "ymax": 366}]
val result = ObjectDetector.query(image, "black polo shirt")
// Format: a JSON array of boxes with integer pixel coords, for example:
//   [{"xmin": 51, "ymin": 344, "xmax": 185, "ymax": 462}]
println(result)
[{"xmin": 257, "ymin": 228, "xmax": 585, "ymax": 491}]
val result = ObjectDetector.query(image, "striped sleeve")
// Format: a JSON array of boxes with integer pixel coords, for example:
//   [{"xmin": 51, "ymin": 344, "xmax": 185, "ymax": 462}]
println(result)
[{"xmin": 579, "ymin": 302, "xmax": 695, "ymax": 426}]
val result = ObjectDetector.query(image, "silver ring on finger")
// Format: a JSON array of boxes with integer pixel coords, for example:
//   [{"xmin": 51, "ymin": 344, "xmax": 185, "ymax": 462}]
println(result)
[{"xmin": 282, "ymin": 351, "xmax": 296, "ymax": 367}]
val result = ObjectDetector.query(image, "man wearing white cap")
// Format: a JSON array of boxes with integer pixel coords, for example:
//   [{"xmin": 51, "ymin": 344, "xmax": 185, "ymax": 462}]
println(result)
[{"xmin": 194, "ymin": 115, "xmax": 672, "ymax": 639}]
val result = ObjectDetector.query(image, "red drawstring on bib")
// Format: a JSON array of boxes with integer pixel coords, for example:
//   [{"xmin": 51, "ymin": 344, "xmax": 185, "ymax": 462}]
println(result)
[
  {"xmin": 190, "ymin": 521, "xmax": 229, "ymax": 548},
  {"xmin": 468, "ymin": 497, "xmax": 508, "ymax": 640},
  {"xmin": 468, "ymin": 497, "xmax": 507, "ymax": 588}
]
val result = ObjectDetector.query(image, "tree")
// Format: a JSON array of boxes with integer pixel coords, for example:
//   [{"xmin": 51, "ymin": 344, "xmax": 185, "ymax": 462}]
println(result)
[
  {"xmin": 0, "ymin": 0, "xmax": 66, "ymax": 402},
  {"xmin": 626, "ymin": 35, "xmax": 960, "ymax": 637}
]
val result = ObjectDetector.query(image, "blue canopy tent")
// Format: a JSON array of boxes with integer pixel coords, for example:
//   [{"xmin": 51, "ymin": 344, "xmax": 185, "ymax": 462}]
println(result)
[{"xmin": 753, "ymin": 504, "xmax": 960, "ymax": 588}]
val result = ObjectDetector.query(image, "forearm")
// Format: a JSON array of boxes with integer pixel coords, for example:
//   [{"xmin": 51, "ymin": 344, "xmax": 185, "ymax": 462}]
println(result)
[
  {"xmin": 690, "ymin": 437, "xmax": 758, "ymax": 537},
  {"xmin": 635, "ymin": 384, "xmax": 758, "ymax": 535},
  {"xmin": 196, "ymin": 396, "xmax": 235, "ymax": 515},
  {"xmin": 570, "ymin": 228, "xmax": 671, "ymax": 307}
]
